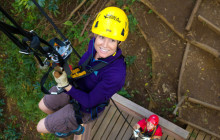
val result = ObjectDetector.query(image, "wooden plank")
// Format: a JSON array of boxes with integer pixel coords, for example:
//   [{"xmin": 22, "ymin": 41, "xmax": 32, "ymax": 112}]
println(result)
[
  {"xmin": 177, "ymin": 42, "xmax": 190, "ymax": 103},
  {"xmin": 204, "ymin": 135, "xmax": 211, "ymax": 140},
  {"xmin": 91, "ymin": 118, "xmax": 97, "ymax": 129},
  {"xmin": 100, "ymin": 110, "xmax": 120, "ymax": 140},
  {"xmin": 189, "ymin": 129, "xmax": 199, "ymax": 140},
  {"xmin": 91, "ymin": 105, "xmax": 111, "ymax": 138},
  {"xmin": 196, "ymin": 131, "xmax": 206, "ymax": 140},
  {"xmin": 161, "ymin": 133, "xmax": 168, "ymax": 140},
  {"xmin": 188, "ymin": 97, "xmax": 220, "ymax": 111},
  {"xmin": 116, "ymin": 115, "xmax": 133, "ymax": 140},
  {"xmin": 178, "ymin": 117, "xmax": 220, "ymax": 139},
  {"xmin": 122, "ymin": 117, "xmax": 139, "ymax": 140},
  {"xmin": 211, "ymin": 137, "xmax": 217, "ymax": 140},
  {"xmin": 112, "ymin": 94, "xmax": 189, "ymax": 139},
  {"xmin": 186, "ymin": 125, "xmax": 194, "ymax": 139},
  {"xmin": 166, "ymin": 135, "xmax": 175, "ymax": 140},
  {"xmin": 107, "ymin": 112, "xmax": 129, "ymax": 140},
  {"xmin": 92, "ymin": 105, "xmax": 117, "ymax": 140}
]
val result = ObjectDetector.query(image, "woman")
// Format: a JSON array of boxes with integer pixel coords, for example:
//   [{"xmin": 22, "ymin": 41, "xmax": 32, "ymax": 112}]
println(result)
[
  {"xmin": 133, "ymin": 114, "xmax": 163, "ymax": 140},
  {"xmin": 36, "ymin": 7, "xmax": 129, "ymax": 138}
]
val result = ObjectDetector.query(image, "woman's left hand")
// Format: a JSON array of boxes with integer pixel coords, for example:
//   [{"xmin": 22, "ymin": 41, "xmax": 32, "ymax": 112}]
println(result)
[{"xmin": 53, "ymin": 71, "xmax": 69, "ymax": 88}]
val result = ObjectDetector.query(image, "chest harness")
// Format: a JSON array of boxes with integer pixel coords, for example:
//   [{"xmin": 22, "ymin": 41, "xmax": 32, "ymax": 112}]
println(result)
[
  {"xmin": 140, "ymin": 120, "xmax": 158, "ymax": 138},
  {"xmin": 69, "ymin": 52, "xmax": 123, "ymax": 125}
]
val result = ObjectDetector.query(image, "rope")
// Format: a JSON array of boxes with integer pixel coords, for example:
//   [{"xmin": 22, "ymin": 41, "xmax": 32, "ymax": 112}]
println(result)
[{"xmin": 110, "ymin": 98, "xmax": 144, "ymax": 139}]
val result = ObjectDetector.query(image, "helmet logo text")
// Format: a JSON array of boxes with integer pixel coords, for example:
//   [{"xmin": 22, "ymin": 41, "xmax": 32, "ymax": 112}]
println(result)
[{"xmin": 104, "ymin": 14, "xmax": 121, "ymax": 23}]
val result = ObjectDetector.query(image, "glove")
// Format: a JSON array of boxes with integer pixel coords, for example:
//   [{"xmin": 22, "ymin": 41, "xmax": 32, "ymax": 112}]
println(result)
[
  {"xmin": 53, "ymin": 71, "xmax": 69, "ymax": 88},
  {"xmin": 133, "ymin": 129, "xmax": 140, "ymax": 138}
]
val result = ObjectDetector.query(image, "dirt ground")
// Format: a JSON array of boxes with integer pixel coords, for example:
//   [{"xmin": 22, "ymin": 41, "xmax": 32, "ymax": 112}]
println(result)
[
  {"xmin": 1, "ymin": 0, "xmax": 220, "ymax": 139},
  {"xmin": 129, "ymin": 0, "xmax": 220, "ymax": 137}
]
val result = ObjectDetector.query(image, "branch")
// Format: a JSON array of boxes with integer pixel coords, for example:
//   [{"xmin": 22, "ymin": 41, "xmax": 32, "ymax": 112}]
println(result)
[
  {"xmin": 67, "ymin": 0, "xmax": 87, "ymax": 21},
  {"xmin": 74, "ymin": 0, "xmax": 98, "ymax": 26},
  {"xmin": 198, "ymin": 15, "xmax": 220, "ymax": 35},
  {"xmin": 185, "ymin": 0, "xmax": 202, "ymax": 31}
]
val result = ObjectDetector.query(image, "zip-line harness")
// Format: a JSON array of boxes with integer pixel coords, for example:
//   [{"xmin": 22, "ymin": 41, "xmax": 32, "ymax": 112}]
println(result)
[{"xmin": 0, "ymin": 1, "xmax": 147, "ymax": 139}]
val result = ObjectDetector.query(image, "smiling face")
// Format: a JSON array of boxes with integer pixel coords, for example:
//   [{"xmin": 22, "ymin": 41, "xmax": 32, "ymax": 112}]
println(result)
[
  {"xmin": 94, "ymin": 35, "xmax": 118, "ymax": 59},
  {"xmin": 147, "ymin": 121, "xmax": 155, "ymax": 130}
]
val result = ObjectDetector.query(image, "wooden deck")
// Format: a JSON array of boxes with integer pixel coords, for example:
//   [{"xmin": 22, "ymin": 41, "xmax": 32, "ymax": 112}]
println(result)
[
  {"xmin": 70, "ymin": 94, "xmax": 189, "ymax": 140},
  {"xmin": 185, "ymin": 125, "xmax": 218, "ymax": 140}
]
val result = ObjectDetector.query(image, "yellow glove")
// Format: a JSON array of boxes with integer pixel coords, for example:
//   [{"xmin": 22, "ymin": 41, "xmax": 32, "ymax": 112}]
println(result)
[{"xmin": 53, "ymin": 71, "xmax": 69, "ymax": 88}]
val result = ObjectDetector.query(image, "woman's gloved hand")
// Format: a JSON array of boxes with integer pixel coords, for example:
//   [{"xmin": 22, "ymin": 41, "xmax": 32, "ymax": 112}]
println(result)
[{"xmin": 53, "ymin": 71, "xmax": 69, "ymax": 88}]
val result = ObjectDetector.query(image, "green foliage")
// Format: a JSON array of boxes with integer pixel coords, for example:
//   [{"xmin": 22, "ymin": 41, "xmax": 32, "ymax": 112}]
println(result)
[
  {"xmin": 128, "ymin": 14, "xmax": 138, "ymax": 33},
  {"xmin": 0, "ymin": 99, "xmax": 5, "ymax": 106},
  {"xmin": 146, "ymin": 50, "xmax": 152, "ymax": 78},
  {"xmin": 0, "ymin": 1, "xmax": 91, "ymax": 139},
  {"xmin": 0, "ymin": 108, "xmax": 3, "ymax": 117},
  {"xmin": 49, "ymin": 0, "xmax": 61, "ymax": 17},
  {"xmin": 131, "ymin": 89, "xmax": 140, "ymax": 94},
  {"xmin": 125, "ymin": 55, "xmax": 136, "ymax": 66},
  {"xmin": 0, "ymin": 99, "xmax": 21, "ymax": 140},
  {"xmin": 0, "ymin": 1, "xmax": 65, "ymax": 139},
  {"xmin": 116, "ymin": 0, "xmax": 140, "ymax": 7},
  {"xmin": 0, "ymin": 99, "xmax": 5, "ymax": 124},
  {"xmin": 116, "ymin": 0, "xmax": 124, "ymax": 7},
  {"xmin": 0, "ymin": 125, "xmax": 21, "ymax": 140},
  {"xmin": 63, "ymin": 19, "xmax": 90, "ymax": 64},
  {"xmin": 118, "ymin": 88, "xmax": 131, "ymax": 98},
  {"xmin": 148, "ymin": 9, "xmax": 153, "ymax": 14}
]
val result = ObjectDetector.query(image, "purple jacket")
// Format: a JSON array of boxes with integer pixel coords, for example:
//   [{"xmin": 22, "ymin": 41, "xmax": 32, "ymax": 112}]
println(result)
[{"xmin": 66, "ymin": 37, "xmax": 126, "ymax": 112}]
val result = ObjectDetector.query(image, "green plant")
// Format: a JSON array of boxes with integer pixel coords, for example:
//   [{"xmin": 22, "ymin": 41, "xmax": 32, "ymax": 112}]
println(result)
[
  {"xmin": 1, "ymin": 124, "xmax": 21, "ymax": 140},
  {"xmin": 0, "ymin": 108, "xmax": 3, "ymax": 117},
  {"xmin": 148, "ymin": 9, "xmax": 153, "ymax": 14},
  {"xmin": 125, "ymin": 55, "xmax": 136, "ymax": 66},
  {"xmin": 0, "ymin": 1, "xmax": 89, "ymax": 139},
  {"xmin": 128, "ymin": 14, "xmax": 138, "ymax": 33},
  {"xmin": 116, "ymin": 0, "xmax": 124, "ymax": 7},
  {"xmin": 0, "ymin": 99, "xmax": 5, "ymax": 106},
  {"xmin": 146, "ymin": 50, "xmax": 152, "ymax": 78},
  {"xmin": 131, "ymin": 89, "xmax": 140, "ymax": 94},
  {"xmin": 126, "ymin": 0, "xmax": 140, "ymax": 5},
  {"xmin": 166, "ymin": 97, "xmax": 171, "ymax": 102},
  {"xmin": 118, "ymin": 88, "xmax": 131, "ymax": 98}
]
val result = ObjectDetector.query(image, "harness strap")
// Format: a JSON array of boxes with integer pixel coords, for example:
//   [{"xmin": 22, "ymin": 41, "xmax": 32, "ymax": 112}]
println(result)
[
  {"xmin": 90, "ymin": 100, "xmax": 110, "ymax": 120},
  {"xmin": 70, "ymin": 99, "xmax": 83, "ymax": 125},
  {"xmin": 69, "ymin": 53, "xmax": 123, "ymax": 125},
  {"xmin": 40, "ymin": 62, "xmax": 57, "ymax": 94},
  {"xmin": 71, "ymin": 54, "xmax": 123, "ymax": 79},
  {"xmin": 141, "ymin": 124, "xmax": 158, "ymax": 137}
]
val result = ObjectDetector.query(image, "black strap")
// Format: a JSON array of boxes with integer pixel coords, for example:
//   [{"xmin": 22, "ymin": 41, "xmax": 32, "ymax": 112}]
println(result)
[
  {"xmin": 40, "ymin": 63, "xmax": 57, "ymax": 94},
  {"xmin": 90, "ymin": 100, "xmax": 109, "ymax": 120},
  {"xmin": 73, "ymin": 54, "xmax": 123, "ymax": 80},
  {"xmin": 69, "ymin": 54, "xmax": 123, "ymax": 125},
  {"xmin": 70, "ymin": 99, "xmax": 83, "ymax": 125},
  {"xmin": 0, "ymin": 5, "xmax": 33, "ymax": 39},
  {"xmin": 31, "ymin": 0, "xmax": 81, "ymax": 60},
  {"xmin": 0, "ymin": 23, "xmax": 27, "ymax": 50},
  {"xmin": 142, "ymin": 125, "xmax": 158, "ymax": 137}
]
